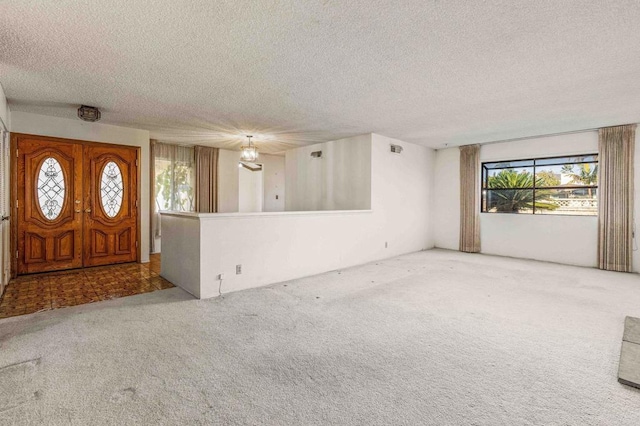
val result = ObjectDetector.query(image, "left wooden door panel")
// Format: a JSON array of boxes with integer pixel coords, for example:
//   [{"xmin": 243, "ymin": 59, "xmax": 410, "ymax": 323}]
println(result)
[{"xmin": 16, "ymin": 136, "xmax": 83, "ymax": 274}]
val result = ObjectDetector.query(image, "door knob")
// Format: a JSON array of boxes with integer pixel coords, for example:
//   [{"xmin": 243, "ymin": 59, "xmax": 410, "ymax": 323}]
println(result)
[
  {"xmin": 75, "ymin": 209, "xmax": 81, "ymax": 213},
  {"xmin": 85, "ymin": 208, "xmax": 92, "ymax": 213}
]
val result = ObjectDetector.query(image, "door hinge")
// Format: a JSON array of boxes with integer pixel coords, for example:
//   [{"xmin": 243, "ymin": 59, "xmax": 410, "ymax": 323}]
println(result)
[
  {"xmin": 135, "ymin": 241, "xmax": 138, "ymax": 248},
  {"xmin": 15, "ymin": 149, "xmax": 18, "ymax": 158},
  {"xmin": 15, "ymin": 200, "xmax": 18, "ymax": 209},
  {"xmin": 135, "ymin": 159, "xmax": 139, "ymax": 166},
  {"xmin": 15, "ymin": 250, "xmax": 18, "ymax": 259}
]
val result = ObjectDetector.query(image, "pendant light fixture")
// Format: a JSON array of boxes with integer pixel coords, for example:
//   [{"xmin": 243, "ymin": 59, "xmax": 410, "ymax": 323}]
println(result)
[{"xmin": 240, "ymin": 135, "xmax": 259, "ymax": 162}]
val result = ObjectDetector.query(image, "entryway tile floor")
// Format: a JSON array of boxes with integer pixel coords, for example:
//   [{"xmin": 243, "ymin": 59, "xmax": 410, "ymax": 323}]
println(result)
[{"xmin": 0, "ymin": 254, "xmax": 173, "ymax": 319}]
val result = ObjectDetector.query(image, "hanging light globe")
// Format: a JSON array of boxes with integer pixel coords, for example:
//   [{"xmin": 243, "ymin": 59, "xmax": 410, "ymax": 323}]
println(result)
[{"xmin": 240, "ymin": 135, "xmax": 259, "ymax": 162}]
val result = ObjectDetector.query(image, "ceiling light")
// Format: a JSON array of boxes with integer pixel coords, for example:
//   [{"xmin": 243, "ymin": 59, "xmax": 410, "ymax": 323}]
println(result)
[
  {"xmin": 240, "ymin": 135, "xmax": 259, "ymax": 162},
  {"xmin": 77, "ymin": 105, "xmax": 101, "ymax": 122}
]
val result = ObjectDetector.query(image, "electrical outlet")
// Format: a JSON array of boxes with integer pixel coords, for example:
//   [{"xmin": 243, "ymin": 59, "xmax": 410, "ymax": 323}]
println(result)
[
  {"xmin": 217, "ymin": 273, "xmax": 224, "ymax": 280},
  {"xmin": 275, "ymin": 195, "xmax": 279, "ymax": 200},
  {"xmin": 236, "ymin": 264, "xmax": 242, "ymax": 274},
  {"xmin": 385, "ymin": 242, "xmax": 388, "ymax": 248}
]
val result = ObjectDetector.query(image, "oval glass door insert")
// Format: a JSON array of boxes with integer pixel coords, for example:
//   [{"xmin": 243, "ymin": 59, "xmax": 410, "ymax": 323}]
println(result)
[
  {"xmin": 37, "ymin": 157, "xmax": 66, "ymax": 220},
  {"xmin": 100, "ymin": 161, "xmax": 124, "ymax": 218}
]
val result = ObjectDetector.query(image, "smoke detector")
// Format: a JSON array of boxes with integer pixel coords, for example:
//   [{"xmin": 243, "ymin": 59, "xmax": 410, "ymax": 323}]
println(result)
[{"xmin": 77, "ymin": 105, "xmax": 101, "ymax": 122}]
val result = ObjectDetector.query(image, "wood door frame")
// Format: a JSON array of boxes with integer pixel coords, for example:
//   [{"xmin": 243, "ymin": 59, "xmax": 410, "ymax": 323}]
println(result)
[{"xmin": 10, "ymin": 133, "xmax": 141, "ymax": 278}]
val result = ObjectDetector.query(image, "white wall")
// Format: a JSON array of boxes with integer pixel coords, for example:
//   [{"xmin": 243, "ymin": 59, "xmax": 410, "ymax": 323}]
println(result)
[
  {"xmin": 481, "ymin": 132, "xmax": 599, "ymax": 267},
  {"xmin": 0, "ymin": 84, "xmax": 8, "ymax": 296},
  {"xmin": 0, "ymin": 83, "xmax": 9, "ymax": 131},
  {"xmin": 238, "ymin": 166, "xmax": 263, "ymax": 212},
  {"xmin": 162, "ymin": 133, "xmax": 436, "ymax": 298},
  {"xmin": 433, "ymin": 146, "xmax": 460, "ymax": 250},
  {"xmin": 10, "ymin": 111, "xmax": 151, "ymax": 262},
  {"xmin": 370, "ymin": 134, "xmax": 435, "ymax": 251},
  {"xmin": 196, "ymin": 210, "xmax": 377, "ymax": 297},
  {"xmin": 434, "ymin": 131, "xmax": 600, "ymax": 267},
  {"xmin": 217, "ymin": 149, "xmax": 241, "ymax": 213},
  {"xmin": 160, "ymin": 214, "xmax": 201, "ymax": 296},
  {"xmin": 218, "ymin": 150, "xmax": 284, "ymax": 213},
  {"xmin": 261, "ymin": 154, "xmax": 285, "ymax": 212},
  {"xmin": 285, "ymin": 134, "xmax": 371, "ymax": 211}
]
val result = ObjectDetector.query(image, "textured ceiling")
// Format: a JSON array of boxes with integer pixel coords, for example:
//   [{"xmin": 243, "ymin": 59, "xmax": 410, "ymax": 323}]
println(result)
[{"xmin": 1, "ymin": 1, "xmax": 640, "ymax": 153}]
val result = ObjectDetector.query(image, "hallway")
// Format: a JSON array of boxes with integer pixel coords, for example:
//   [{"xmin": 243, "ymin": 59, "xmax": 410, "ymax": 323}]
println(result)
[{"xmin": 0, "ymin": 255, "xmax": 173, "ymax": 319}]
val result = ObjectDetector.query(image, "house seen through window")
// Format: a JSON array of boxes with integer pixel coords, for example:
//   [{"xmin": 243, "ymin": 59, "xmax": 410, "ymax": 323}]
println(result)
[{"xmin": 481, "ymin": 154, "xmax": 598, "ymax": 215}]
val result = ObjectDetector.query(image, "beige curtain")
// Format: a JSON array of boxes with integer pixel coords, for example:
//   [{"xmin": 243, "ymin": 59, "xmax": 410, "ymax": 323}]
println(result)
[
  {"xmin": 598, "ymin": 124, "xmax": 636, "ymax": 272},
  {"xmin": 195, "ymin": 146, "xmax": 219, "ymax": 213},
  {"xmin": 459, "ymin": 144, "xmax": 481, "ymax": 253}
]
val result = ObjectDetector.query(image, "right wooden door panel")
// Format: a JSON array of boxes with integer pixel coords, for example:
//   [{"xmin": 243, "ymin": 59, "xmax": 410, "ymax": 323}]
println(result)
[{"xmin": 82, "ymin": 144, "xmax": 138, "ymax": 267}]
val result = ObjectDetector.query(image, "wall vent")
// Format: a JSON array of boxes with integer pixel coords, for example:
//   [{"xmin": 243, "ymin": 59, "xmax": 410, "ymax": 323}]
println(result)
[
  {"xmin": 310, "ymin": 151, "xmax": 322, "ymax": 158},
  {"xmin": 390, "ymin": 144, "xmax": 403, "ymax": 154}
]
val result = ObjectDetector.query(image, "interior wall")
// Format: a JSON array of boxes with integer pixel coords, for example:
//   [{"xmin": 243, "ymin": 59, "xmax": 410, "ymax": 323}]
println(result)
[
  {"xmin": 164, "ymin": 133, "xmax": 436, "ymax": 298},
  {"xmin": 433, "ymin": 147, "xmax": 460, "ymax": 250},
  {"xmin": 10, "ymin": 111, "xmax": 152, "ymax": 262},
  {"xmin": 261, "ymin": 154, "xmax": 285, "ymax": 212},
  {"xmin": 370, "ymin": 134, "xmax": 435, "ymax": 251},
  {"xmin": 238, "ymin": 167, "xmax": 263, "ymax": 212},
  {"xmin": 217, "ymin": 149, "xmax": 241, "ymax": 213},
  {"xmin": 0, "ymin": 83, "xmax": 9, "ymax": 131},
  {"xmin": 285, "ymin": 134, "xmax": 371, "ymax": 211},
  {"xmin": 434, "ymin": 131, "xmax": 600, "ymax": 268},
  {"xmin": 0, "ymin": 84, "xmax": 8, "ymax": 295}
]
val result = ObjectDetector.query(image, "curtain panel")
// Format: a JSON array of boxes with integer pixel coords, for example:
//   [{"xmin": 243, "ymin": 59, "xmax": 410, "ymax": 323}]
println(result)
[
  {"xmin": 459, "ymin": 144, "xmax": 481, "ymax": 253},
  {"xmin": 598, "ymin": 124, "xmax": 636, "ymax": 272},
  {"xmin": 194, "ymin": 146, "xmax": 219, "ymax": 213}
]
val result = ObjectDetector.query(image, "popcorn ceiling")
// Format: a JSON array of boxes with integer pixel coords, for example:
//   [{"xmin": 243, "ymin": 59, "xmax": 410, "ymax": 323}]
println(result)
[{"xmin": 1, "ymin": 0, "xmax": 639, "ymax": 151}]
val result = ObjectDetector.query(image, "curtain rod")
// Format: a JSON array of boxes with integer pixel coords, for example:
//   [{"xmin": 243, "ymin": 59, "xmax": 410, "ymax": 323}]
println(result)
[
  {"xmin": 471, "ymin": 127, "xmax": 600, "ymax": 148},
  {"xmin": 465, "ymin": 121, "xmax": 639, "ymax": 148}
]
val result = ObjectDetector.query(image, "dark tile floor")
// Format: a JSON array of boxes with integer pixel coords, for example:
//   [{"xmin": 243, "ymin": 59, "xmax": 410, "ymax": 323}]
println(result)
[{"xmin": 0, "ymin": 254, "xmax": 173, "ymax": 319}]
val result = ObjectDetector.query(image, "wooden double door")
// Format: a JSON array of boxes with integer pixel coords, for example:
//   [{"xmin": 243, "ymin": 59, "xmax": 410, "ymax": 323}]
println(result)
[{"xmin": 13, "ymin": 134, "xmax": 139, "ymax": 275}]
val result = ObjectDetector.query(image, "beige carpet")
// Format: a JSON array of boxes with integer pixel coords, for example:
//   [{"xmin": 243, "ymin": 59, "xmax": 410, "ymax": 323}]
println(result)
[{"xmin": 1, "ymin": 249, "xmax": 639, "ymax": 425}]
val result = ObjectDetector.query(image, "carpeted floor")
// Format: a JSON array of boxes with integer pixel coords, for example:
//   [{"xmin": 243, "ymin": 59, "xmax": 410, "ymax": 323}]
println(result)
[{"xmin": 1, "ymin": 249, "xmax": 639, "ymax": 425}]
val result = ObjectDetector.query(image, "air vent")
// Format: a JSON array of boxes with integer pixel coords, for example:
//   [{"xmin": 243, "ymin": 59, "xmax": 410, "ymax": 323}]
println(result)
[
  {"xmin": 77, "ymin": 105, "xmax": 101, "ymax": 122},
  {"xmin": 310, "ymin": 151, "xmax": 322, "ymax": 158},
  {"xmin": 390, "ymin": 144, "xmax": 403, "ymax": 154}
]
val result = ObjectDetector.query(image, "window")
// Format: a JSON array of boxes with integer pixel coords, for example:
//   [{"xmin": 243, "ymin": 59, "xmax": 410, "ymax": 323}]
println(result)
[
  {"xmin": 153, "ymin": 143, "xmax": 195, "ymax": 212},
  {"xmin": 481, "ymin": 154, "xmax": 598, "ymax": 215},
  {"xmin": 100, "ymin": 161, "xmax": 124, "ymax": 218},
  {"xmin": 37, "ymin": 157, "xmax": 65, "ymax": 220}
]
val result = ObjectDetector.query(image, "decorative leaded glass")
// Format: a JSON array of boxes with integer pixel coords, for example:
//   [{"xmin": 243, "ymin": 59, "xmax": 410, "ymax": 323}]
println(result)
[
  {"xmin": 37, "ymin": 157, "xmax": 65, "ymax": 220},
  {"xmin": 100, "ymin": 161, "xmax": 124, "ymax": 218}
]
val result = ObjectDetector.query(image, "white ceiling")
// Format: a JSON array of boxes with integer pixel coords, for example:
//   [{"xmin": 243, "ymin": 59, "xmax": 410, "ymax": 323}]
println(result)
[{"xmin": 1, "ymin": 1, "xmax": 640, "ymax": 153}]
